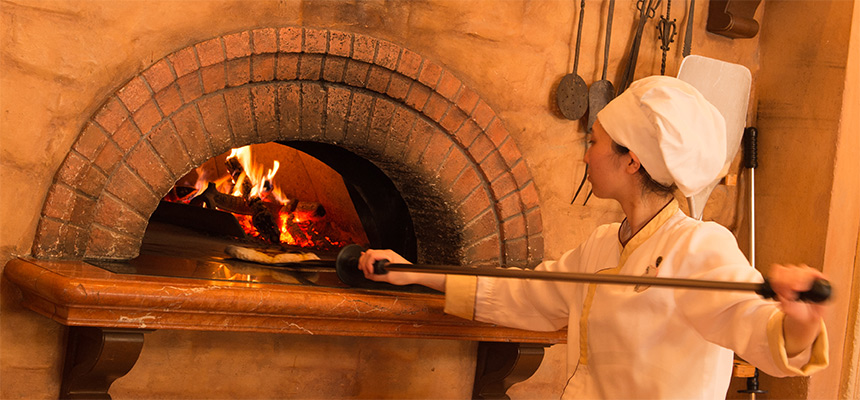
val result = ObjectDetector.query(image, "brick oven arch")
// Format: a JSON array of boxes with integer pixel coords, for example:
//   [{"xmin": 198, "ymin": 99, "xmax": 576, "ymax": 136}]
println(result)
[{"xmin": 33, "ymin": 27, "xmax": 543, "ymax": 268}]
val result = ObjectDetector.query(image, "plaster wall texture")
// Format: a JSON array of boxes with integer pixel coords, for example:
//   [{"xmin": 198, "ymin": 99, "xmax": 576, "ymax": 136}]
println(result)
[{"xmin": 10, "ymin": 0, "xmax": 848, "ymax": 398}]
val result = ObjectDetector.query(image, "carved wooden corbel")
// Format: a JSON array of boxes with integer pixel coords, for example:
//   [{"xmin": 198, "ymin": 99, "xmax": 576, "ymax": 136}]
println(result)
[{"xmin": 706, "ymin": 0, "xmax": 763, "ymax": 38}]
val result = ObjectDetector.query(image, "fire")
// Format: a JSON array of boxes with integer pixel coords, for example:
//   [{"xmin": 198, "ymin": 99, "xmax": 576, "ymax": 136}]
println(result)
[{"xmin": 163, "ymin": 144, "xmax": 347, "ymax": 251}]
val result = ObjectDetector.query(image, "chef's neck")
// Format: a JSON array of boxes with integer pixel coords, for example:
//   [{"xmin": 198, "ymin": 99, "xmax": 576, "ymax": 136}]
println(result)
[{"xmin": 619, "ymin": 191, "xmax": 674, "ymax": 238}]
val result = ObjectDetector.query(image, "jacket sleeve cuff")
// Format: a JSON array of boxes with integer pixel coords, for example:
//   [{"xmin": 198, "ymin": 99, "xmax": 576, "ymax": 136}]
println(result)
[
  {"xmin": 767, "ymin": 312, "xmax": 829, "ymax": 376},
  {"xmin": 444, "ymin": 275, "xmax": 478, "ymax": 320}
]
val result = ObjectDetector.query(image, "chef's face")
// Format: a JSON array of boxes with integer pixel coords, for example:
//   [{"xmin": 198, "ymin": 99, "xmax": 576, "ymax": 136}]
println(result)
[{"xmin": 584, "ymin": 120, "xmax": 632, "ymax": 200}]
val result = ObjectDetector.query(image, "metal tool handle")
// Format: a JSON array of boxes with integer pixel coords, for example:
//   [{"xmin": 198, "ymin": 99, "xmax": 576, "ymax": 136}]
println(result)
[{"xmin": 371, "ymin": 259, "xmax": 831, "ymax": 303}]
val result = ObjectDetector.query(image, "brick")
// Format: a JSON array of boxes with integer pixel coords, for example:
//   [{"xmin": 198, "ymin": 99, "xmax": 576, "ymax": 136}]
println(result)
[
  {"xmin": 200, "ymin": 64, "xmax": 226, "ymax": 94},
  {"xmin": 303, "ymin": 28, "xmax": 328, "ymax": 53},
  {"xmin": 485, "ymin": 118, "xmax": 510, "ymax": 147},
  {"xmin": 132, "ymin": 100, "xmax": 163, "ymax": 135},
  {"xmin": 171, "ymin": 106, "xmax": 211, "ymax": 164},
  {"xmin": 455, "ymin": 87, "xmax": 480, "ymax": 113},
  {"xmin": 196, "ymin": 95, "xmax": 234, "ymax": 151},
  {"xmin": 452, "ymin": 165, "xmax": 481, "ymax": 202},
  {"xmin": 436, "ymin": 70, "xmax": 462, "ymax": 101},
  {"xmin": 439, "ymin": 107, "xmax": 467, "ymax": 133},
  {"xmin": 77, "ymin": 162, "xmax": 108, "ymax": 198},
  {"xmin": 324, "ymin": 85, "xmax": 351, "ymax": 142},
  {"xmin": 375, "ymin": 40, "xmax": 400, "ymax": 70},
  {"xmin": 527, "ymin": 234, "xmax": 545, "ymax": 266},
  {"xmin": 483, "ymin": 152, "xmax": 509, "ymax": 184},
  {"xmin": 93, "ymin": 97, "xmax": 129, "ymax": 133},
  {"xmin": 117, "ymin": 76, "xmax": 152, "ymax": 113},
  {"xmin": 345, "ymin": 91, "xmax": 373, "ymax": 144},
  {"xmin": 521, "ymin": 182, "xmax": 540, "ymax": 211},
  {"xmin": 369, "ymin": 98, "xmax": 396, "ymax": 138},
  {"xmin": 343, "ymin": 60, "xmax": 370, "ymax": 87},
  {"xmin": 497, "ymin": 190, "xmax": 522, "ymax": 220},
  {"xmin": 503, "ymin": 237, "xmax": 529, "ymax": 267},
  {"xmin": 32, "ymin": 219, "xmax": 64, "ymax": 258},
  {"xmin": 403, "ymin": 118, "xmax": 434, "ymax": 166},
  {"xmin": 113, "ymin": 118, "xmax": 142, "ymax": 153},
  {"xmin": 56, "ymin": 152, "xmax": 88, "ymax": 186},
  {"xmin": 526, "ymin": 208, "xmax": 543, "ymax": 235},
  {"xmin": 278, "ymin": 27, "xmax": 303, "ymax": 53},
  {"xmin": 149, "ymin": 121, "xmax": 192, "ymax": 177},
  {"xmin": 438, "ymin": 148, "xmax": 469, "ymax": 189},
  {"xmin": 465, "ymin": 234, "xmax": 501, "ymax": 264},
  {"xmin": 176, "ymin": 73, "xmax": 204, "ymax": 104},
  {"xmin": 253, "ymin": 84, "xmax": 279, "ymax": 142},
  {"xmin": 93, "ymin": 141, "xmax": 123, "ymax": 174},
  {"xmin": 468, "ymin": 133, "xmax": 494, "ymax": 163},
  {"xmin": 127, "ymin": 143, "xmax": 173, "ymax": 194},
  {"xmin": 94, "ymin": 195, "xmax": 148, "ymax": 237},
  {"xmin": 74, "ymin": 122, "xmax": 108, "ymax": 161},
  {"xmin": 419, "ymin": 131, "xmax": 453, "ymax": 174},
  {"xmin": 502, "ymin": 215, "xmax": 527, "ymax": 239},
  {"xmin": 511, "ymin": 160, "xmax": 531, "ymax": 189},
  {"xmin": 418, "ymin": 60, "xmax": 442, "ymax": 87},
  {"xmin": 386, "ymin": 73, "xmax": 411, "ymax": 100},
  {"xmin": 458, "ymin": 187, "xmax": 491, "ymax": 222},
  {"xmin": 328, "ymin": 30, "xmax": 352, "ymax": 57},
  {"xmin": 86, "ymin": 224, "xmax": 141, "ymax": 260},
  {"xmin": 168, "ymin": 47, "xmax": 200, "ymax": 78},
  {"xmin": 404, "ymin": 83, "xmax": 431, "ymax": 111},
  {"xmin": 196, "ymin": 37, "xmax": 225, "ymax": 67},
  {"xmin": 105, "ymin": 164, "xmax": 159, "ymax": 216},
  {"xmin": 388, "ymin": 106, "xmax": 416, "ymax": 143},
  {"xmin": 252, "ymin": 28, "xmax": 278, "ymax": 54},
  {"xmin": 454, "ymin": 120, "xmax": 482, "ymax": 148},
  {"xmin": 43, "ymin": 184, "xmax": 75, "ymax": 220},
  {"xmin": 322, "ymin": 56, "xmax": 346, "ymax": 83},
  {"xmin": 298, "ymin": 54, "xmax": 323, "ymax": 80},
  {"xmin": 278, "ymin": 83, "xmax": 301, "ymax": 138},
  {"xmin": 464, "ymin": 210, "xmax": 498, "ymax": 244},
  {"xmin": 276, "ymin": 53, "xmax": 299, "ymax": 80},
  {"xmin": 226, "ymin": 58, "xmax": 251, "ymax": 87},
  {"xmin": 352, "ymin": 33, "xmax": 377, "ymax": 63},
  {"xmin": 223, "ymin": 87, "xmax": 256, "ymax": 145},
  {"xmin": 223, "ymin": 31, "xmax": 251, "ymax": 59},
  {"xmin": 366, "ymin": 66, "xmax": 391, "ymax": 93},
  {"xmin": 472, "ymin": 99, "xmax": 495, "ymax": 129},
  {"xmin": 251, "ymin": 54, "xmax": 276, "ymax": 82},
  {"xmin": 396, "ymin": 49, "xmax": 422, "ymax": 79},
  {"xmin": 498, "ymin": 137, "xmax": 522, "ymax": 167},
  {"xmin": 154, "ymin": 84, "xmax": 183, "ymax": 116},
  {"xmin": 302, "ymin": 82, "xmax": 326, "ymax": 137}
]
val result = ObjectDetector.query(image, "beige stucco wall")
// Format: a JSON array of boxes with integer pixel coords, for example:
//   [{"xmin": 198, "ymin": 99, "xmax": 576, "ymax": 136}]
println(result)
[{"xmin": 1, "ymin": 0, "xmax": 855, "ymax": 399}]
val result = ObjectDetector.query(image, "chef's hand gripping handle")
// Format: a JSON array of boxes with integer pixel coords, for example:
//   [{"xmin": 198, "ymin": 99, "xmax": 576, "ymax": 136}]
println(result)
[{"xmin": 756, "ymin": 279, "xmax": 831, "ymax": 303}]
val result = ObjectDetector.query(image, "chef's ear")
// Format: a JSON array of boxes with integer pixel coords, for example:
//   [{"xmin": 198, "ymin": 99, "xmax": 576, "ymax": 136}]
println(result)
[{"xmin": 626, "ymin": 151, "xmax": 643, "ymax": 174}]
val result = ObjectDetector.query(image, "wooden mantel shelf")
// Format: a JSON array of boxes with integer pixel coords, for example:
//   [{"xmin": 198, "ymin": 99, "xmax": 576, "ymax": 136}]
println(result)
[{"xmin": 5, "ymin": 257, "xmax": 566, "ymax": 343}]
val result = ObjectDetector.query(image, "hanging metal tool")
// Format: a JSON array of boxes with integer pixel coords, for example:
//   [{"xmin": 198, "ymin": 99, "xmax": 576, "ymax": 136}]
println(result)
[
  {"xmin": 617, "ymin": 0, "xmax": 662, "ymax": 94},
  {"xmin": 335, "ymin": 245, "xmax": 831, "ymax": 302},
  {"xmin": 556, "ymin": 0, "xmax": 589, "ymax": 121},
  {"xmin": 656, "ymin": 0, "xmax": 677, "ymax": 75},
  {"xmin": 682, "ymin": 0, "xmax": 695, "ymax": 56},
  {"xmin": 743, "ymin": 127, "xmax": 758, "ymax": 268}
]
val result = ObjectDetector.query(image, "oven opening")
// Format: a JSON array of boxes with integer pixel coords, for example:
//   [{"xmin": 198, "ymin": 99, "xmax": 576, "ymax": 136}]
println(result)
[{"xmin": 93, "ymin": 141, "xmax": 426, "ymax": 291}]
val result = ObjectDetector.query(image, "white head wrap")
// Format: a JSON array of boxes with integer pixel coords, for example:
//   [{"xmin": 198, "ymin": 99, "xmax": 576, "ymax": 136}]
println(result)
[{"xmin": 597, "ymin": 76, "xmax": 727, "ymax": 197}]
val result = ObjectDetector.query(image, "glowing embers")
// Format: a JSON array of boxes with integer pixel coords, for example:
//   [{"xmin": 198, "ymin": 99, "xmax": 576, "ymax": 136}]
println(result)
[{"xmin": 163, "ymin": 143, "xmax": 368, "ymax": 251}]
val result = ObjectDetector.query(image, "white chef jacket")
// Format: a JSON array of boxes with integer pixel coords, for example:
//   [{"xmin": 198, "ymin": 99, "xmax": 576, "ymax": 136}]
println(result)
[{"xmin": 445, "ymin": 200, "xmax": 828, "ymax": 399}]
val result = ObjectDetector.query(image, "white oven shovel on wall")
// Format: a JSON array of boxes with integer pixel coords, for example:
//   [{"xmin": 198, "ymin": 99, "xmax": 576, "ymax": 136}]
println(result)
[{"xmin": 676, "ymin": 55, "xmax": 752, "ymax": 221}]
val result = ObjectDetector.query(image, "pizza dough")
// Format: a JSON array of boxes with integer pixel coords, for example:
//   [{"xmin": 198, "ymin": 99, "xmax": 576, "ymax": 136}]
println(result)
[{"xmin": 225, "ymin": 245, "xmax": 320, "ymax": 265}]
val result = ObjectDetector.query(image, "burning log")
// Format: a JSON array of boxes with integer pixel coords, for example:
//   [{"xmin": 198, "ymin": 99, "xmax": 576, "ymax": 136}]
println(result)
[
  {"xmin": 250, "ymin": 197, "xmax": 282, "ymax": 245},
  {"xmin": 190, "ymin": 182, "xmax": 253, "ymax": 214},
  {"xmin": 226, "ymin": 156, "xmax": 253, "ymax": 198}
]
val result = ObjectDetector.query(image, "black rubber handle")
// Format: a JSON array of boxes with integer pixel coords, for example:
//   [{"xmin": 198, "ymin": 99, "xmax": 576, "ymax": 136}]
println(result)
[
  {"xmin": 373, "ymin": 259, "xmax": 390, "ymax": 275},
  {"xmin": 756, "ymin": 279, "xmax": 831, "ymax": 303},
  {"xmin": 743, "ymin": 127, "xmax": 758, "ymax": 169}
]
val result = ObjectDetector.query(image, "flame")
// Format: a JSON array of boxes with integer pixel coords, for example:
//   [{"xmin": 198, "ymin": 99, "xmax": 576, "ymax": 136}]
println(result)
[{"xmin": 164, "ymin": 144, "xmax": 347, "ymax": 251}]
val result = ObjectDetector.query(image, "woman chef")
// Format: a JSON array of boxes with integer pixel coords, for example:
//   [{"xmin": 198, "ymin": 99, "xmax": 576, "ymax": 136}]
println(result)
[{"xmin": 356, "ymin": 76, "xmax": 829, "ymax": 399}]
